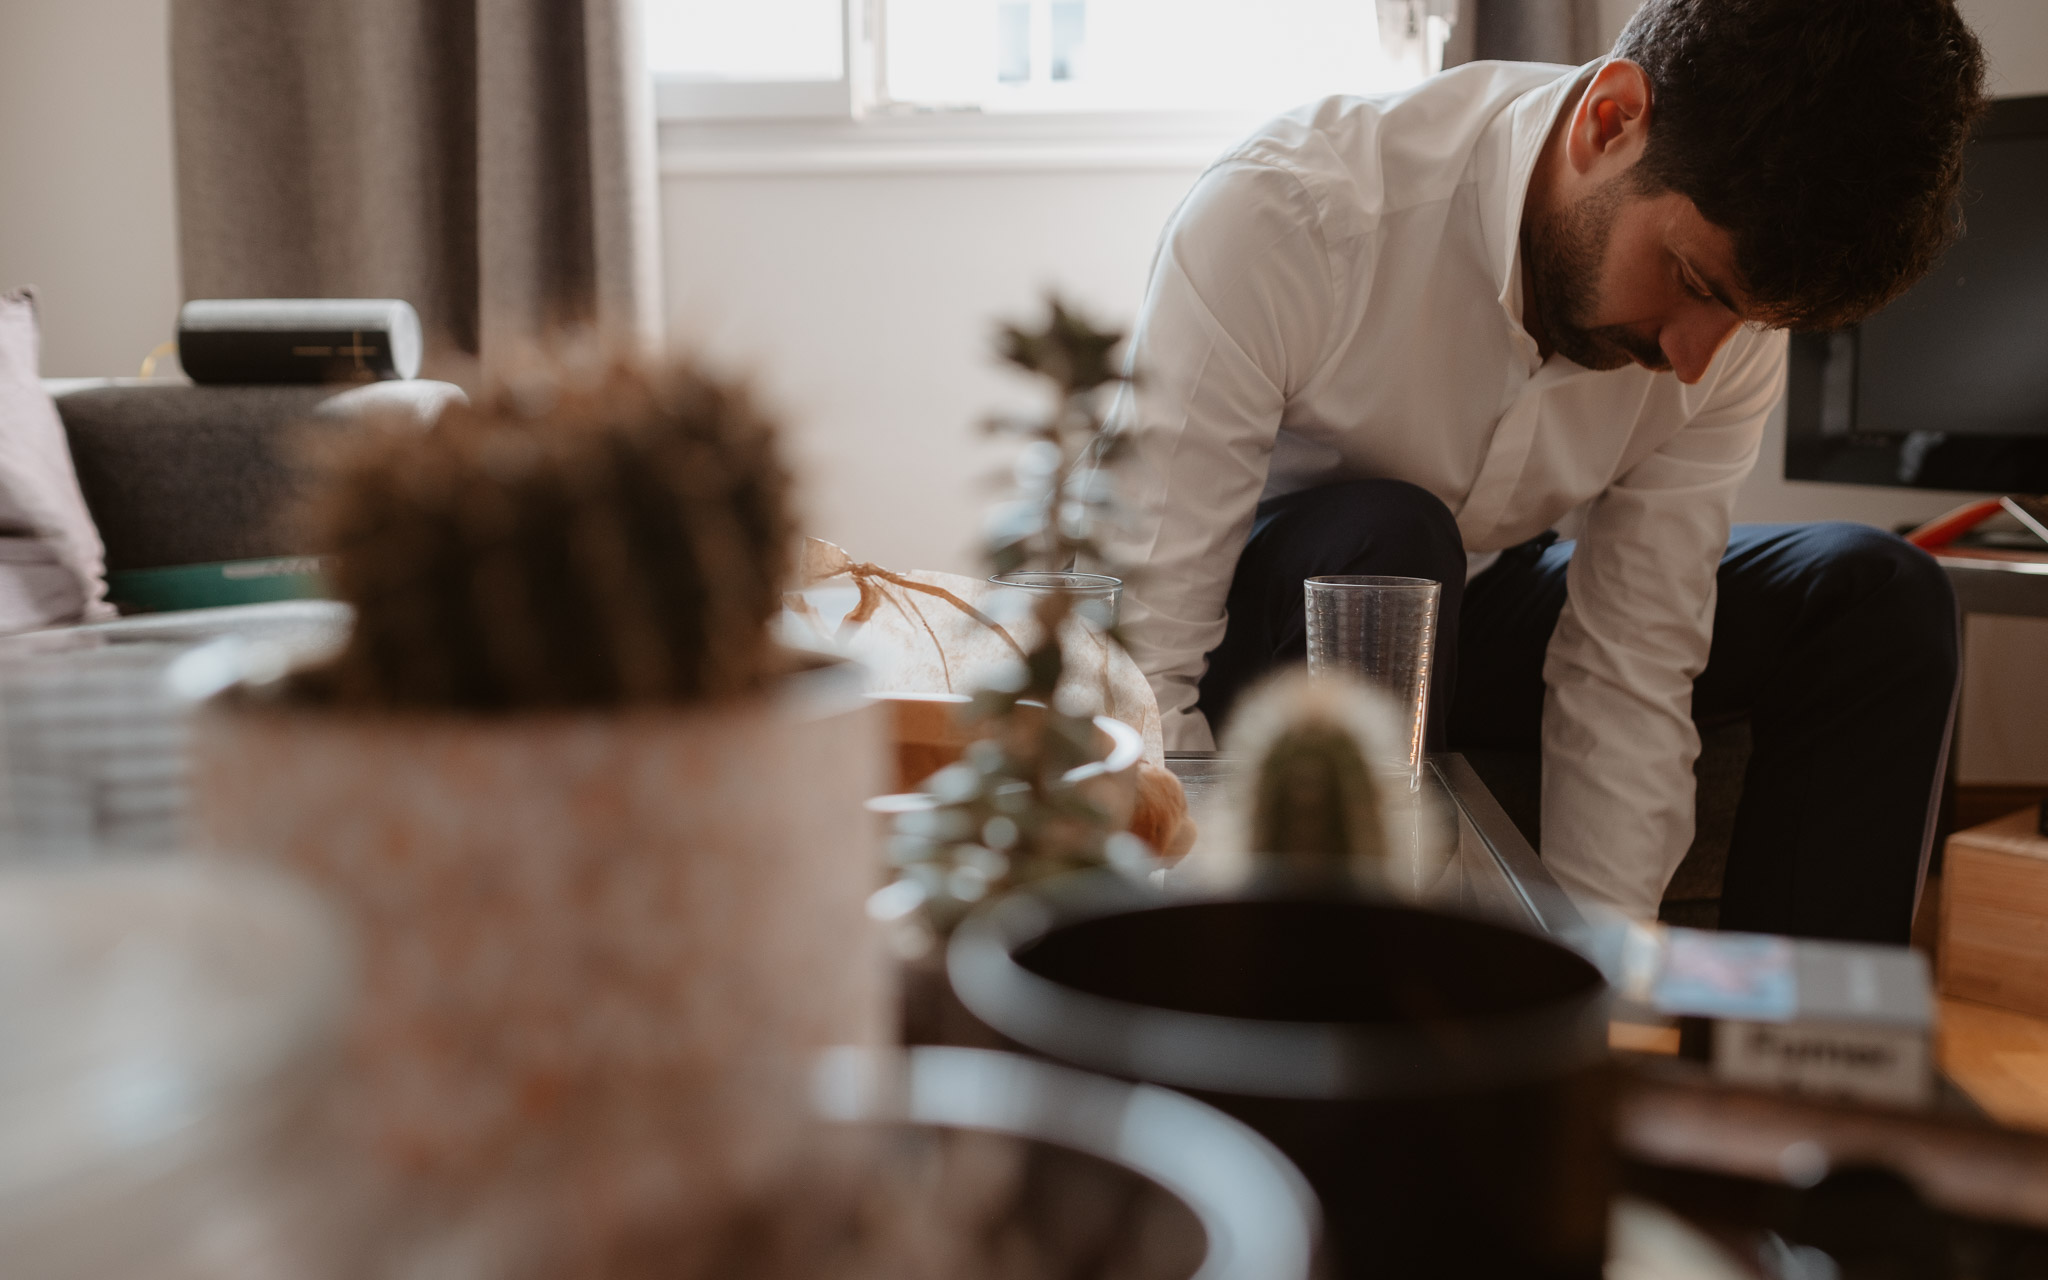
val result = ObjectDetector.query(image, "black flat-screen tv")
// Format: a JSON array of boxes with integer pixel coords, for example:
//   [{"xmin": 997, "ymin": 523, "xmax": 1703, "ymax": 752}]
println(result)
[{"xmin": 1785, "ymin": 94, "xmax": 2048, "ymax": 494}]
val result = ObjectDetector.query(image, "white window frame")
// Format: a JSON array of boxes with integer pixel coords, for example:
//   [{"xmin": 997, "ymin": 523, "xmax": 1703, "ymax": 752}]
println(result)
[
  {"xmin": 651, "ymin": 0, "xmax": 1459, "ymax": 175},
  {"xmin": 652, "ymin": 0, "xmax": 876, "ymax": 121}
]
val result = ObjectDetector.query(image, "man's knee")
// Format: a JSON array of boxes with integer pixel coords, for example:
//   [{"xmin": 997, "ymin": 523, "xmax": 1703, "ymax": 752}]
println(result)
[
  {"xmin": 1275, "ymin": 478, "xmax": 1463, "ymax": 584},
  {"xmin": 1799, "ymin": 522, "xmax": 1958, "ymax": 670}
]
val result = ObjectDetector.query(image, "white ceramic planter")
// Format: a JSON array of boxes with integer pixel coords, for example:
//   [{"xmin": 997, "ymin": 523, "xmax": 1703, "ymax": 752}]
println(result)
[{"xmin": 188, "ymin": 657, "xmax": 890, "ymax": 1225}]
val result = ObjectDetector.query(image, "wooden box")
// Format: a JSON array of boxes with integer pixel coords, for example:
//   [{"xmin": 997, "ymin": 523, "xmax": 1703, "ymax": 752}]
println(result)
[{"xmin": 1940, "ymin": 806, "xmax": 2048, "ymax": 1018}]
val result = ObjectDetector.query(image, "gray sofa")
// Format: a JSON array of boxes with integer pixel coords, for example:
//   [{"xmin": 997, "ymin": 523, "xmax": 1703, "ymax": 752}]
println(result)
[{"xmin": 46, "ymin": 379, "xmax": 461, "ymax": 610}]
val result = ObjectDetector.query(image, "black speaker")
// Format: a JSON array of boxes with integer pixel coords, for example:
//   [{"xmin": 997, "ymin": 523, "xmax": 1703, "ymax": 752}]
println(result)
[{"xmin": 177, "ymin": 298, "xmax": 423, "ymax": 384}]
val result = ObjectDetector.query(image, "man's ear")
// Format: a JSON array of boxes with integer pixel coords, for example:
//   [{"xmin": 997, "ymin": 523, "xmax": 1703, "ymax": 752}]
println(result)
[{"xmin": 1566, "ymin": 60, "xmax": 1652, "ymax": 178}]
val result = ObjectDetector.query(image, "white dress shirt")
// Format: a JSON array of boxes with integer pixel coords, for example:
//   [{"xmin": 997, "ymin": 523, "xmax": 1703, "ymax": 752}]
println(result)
[{"xmin": 1107, "ymin": 60, "xmax": 1788, "ymax": 919}]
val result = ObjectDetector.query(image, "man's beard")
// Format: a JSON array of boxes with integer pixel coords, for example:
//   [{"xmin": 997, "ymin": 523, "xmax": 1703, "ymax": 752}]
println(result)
[{"xmin": 1524, "ymin": 174, "xmax": 1669, "ymax": 373}]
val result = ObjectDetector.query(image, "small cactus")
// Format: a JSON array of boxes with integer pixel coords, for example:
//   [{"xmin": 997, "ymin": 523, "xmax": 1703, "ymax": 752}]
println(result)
[
  {"xmin": 300, "ymin": 354, "xmax": 794, "ymax": 711},
  {"xmin": 1219, "ymin": 672, "xmax": 1411, "ymax": 872}
]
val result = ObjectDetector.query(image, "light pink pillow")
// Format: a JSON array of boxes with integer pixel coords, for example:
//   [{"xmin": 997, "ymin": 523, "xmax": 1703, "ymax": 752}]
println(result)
[{"xmin": 0, "ymin": 290, "xmax": 114, "ymax": 630}]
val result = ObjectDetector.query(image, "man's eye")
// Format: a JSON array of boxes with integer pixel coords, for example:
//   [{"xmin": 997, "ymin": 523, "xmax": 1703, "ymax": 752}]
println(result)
[{"xmin": 1680, "ymin": 272, "xmax": 1714, "ymax": 304}]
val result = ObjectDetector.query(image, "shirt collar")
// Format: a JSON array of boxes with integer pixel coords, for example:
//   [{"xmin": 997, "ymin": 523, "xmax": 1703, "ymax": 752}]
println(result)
[{"xmin": 1485, "ymin": 61, "xmax": 1603, "ymax": 331}]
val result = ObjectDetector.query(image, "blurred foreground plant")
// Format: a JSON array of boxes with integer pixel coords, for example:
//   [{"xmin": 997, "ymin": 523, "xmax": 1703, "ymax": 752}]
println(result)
[
  {"xmin": 873, "ymin": 299, "xmax": 1149, "ymax": 947},
  {"xmin": 302, "ymin": 353, "xmax": 793, "ymax": 711}
]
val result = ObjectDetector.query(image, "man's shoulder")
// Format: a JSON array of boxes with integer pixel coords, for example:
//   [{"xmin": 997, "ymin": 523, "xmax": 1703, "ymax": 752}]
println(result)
[{"xmin": 1216, "ymin": 61, "xmax": 1574, "ymax": 216}]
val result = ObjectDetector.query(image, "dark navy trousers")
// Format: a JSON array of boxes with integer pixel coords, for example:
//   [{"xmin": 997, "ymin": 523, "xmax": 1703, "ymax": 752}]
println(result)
[{"xmin": 1197, "ymin": 479, "xmax": 1960, "ymax": 943}]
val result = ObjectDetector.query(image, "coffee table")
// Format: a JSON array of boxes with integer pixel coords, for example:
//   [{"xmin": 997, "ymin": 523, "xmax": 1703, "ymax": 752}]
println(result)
[{"xmin": 1164, "ymin": 751, "xmax": 1586, "ymax": 936}]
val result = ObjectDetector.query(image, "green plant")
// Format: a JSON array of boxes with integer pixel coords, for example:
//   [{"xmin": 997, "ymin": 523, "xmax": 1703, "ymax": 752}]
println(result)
[
  {"xmin": 876, "ymin": 299, "xmax": 1146, "ymax": 941},
  {"xmin": 300, "ymin": 355, "xmax": 794, "ymax": 711}
]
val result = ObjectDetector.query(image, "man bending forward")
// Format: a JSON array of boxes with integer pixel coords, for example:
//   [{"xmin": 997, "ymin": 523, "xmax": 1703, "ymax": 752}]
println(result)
[{"xmin": 1110, "ymin": 0, "xmax": 1987, "ymax": 941}]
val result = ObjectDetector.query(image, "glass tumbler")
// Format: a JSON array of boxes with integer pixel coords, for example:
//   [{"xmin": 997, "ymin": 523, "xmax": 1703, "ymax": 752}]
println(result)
[
  {"xmin": 1303, "ymin": 575, "xmax": 1441, "ymax": 787},
  {"xmin": 986, "ymin": 571, "xmax": 1122, "ymax": 630}
]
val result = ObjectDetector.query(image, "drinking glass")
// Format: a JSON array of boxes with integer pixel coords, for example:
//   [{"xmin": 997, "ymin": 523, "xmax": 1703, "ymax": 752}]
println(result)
[
  {"xmin": 1304, "ymin": 575, "xmax": 1440, "ymax": 787},
  {"xmin": 986, "ymin": 571, "xmax": 1122, "ymax": 630}
]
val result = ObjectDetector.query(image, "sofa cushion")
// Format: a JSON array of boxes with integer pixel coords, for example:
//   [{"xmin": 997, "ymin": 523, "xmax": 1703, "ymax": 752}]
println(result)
[{"xmin": 52, "ymin": 380, "xmax": 460, "ymax": 574}]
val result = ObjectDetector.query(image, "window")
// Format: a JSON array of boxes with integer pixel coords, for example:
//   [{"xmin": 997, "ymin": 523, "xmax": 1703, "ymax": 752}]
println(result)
[
  {"xmin": 648, "ymin": 0, "xmax": 1459, "ymax": 121},
  {"xmin": 647, "ymin": 0, "xmax": 861, "ymax": 119}
]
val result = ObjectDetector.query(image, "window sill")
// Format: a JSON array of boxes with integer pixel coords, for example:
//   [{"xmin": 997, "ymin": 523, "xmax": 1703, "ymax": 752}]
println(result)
[{"xmin": 657, "ymin": 109, "xmax": 1262, "ymax": 176}]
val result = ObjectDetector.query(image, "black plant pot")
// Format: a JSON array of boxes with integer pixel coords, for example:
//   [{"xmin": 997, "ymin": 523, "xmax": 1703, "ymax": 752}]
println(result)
[{"xmin": 948, "ymin": 868, "xmax": 1615, "ymax": 1280}]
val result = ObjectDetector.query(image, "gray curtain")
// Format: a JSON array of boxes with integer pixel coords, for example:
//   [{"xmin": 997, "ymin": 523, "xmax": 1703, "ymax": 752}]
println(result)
[
  {"xmin": 1455, "ymin": 0, "xmax": 1612, "ymax": 66},
  {"xmin": 169, "ymin": 0, "xmax": 663, "ymax": 383}
]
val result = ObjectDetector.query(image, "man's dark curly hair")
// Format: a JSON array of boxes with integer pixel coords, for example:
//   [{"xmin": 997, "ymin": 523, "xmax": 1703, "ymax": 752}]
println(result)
[{"xmin": 1613, "ymin": 0, "xmax": 1987, "ymax": 330}]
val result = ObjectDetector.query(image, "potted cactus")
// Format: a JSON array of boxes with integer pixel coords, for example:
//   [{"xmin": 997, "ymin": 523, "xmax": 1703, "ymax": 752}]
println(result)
[{"xmin": 187, "ymin": 355, "xmax": 892, "ymax": 1235}]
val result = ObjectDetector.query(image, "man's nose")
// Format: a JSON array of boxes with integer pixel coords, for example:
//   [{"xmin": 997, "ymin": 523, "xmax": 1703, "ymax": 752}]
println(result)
[{"xmin": 1661, "ymin": 309, "xmax": 1742, "ymax": 385}]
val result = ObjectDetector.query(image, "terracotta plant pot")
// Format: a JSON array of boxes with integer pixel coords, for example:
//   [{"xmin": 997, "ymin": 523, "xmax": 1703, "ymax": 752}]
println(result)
[
  {"xmin": 188, "ymin": 657, "xmax": 891, "ymax": 1228},
  {"xmin": 870, "ymin": 692, "xmax": 1145, "ymax": 798},
  {"xmin": 869, "ymin": 691, "xmax": 1173, "ymax": 840},
  {"xmin": 871, "ymin": 691, "xmax": 978, "ymax": 792},
  {"xmin": 873, "ymin": 713, "xmax": 1156, "ymax": 1050}
]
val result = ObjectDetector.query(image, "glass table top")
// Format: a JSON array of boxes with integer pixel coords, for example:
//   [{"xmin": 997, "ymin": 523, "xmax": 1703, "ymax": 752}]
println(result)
[{"xmin": 1163, "ymin": 751, "xmax": 1585, "ymax": 938}]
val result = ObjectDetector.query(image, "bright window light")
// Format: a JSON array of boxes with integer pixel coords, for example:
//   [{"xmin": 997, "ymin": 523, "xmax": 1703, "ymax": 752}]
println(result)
[
  {"xmin": 644, "ymin": 0, "xmax": 1456, "ymax": 116},
  {"xmin": 645, "ymin": 0, "xmax": 843, "ymax": 82},
  {"xmin": 886, "ymin": 0, "xmax": 1449, "ymax": 113}
]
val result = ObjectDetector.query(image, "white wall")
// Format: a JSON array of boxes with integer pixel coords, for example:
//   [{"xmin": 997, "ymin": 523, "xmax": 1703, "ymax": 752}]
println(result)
[
  {"xmin": 662, "ymin": 163, "xmax": 1202, "ymax": 575},
  {"xmin": 1959, "ymin": 0, "xmax": 2048, "ymax": 96},
  {"xmin": 0, "ymin": 0, "xmax": 181, "ymax": 377}
]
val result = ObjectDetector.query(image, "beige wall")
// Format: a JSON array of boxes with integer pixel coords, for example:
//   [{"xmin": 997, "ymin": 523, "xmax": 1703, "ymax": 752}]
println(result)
[
  {"xmin": 662, "ymin": 163, "xmax": 1198, "ymax": 577},
  {"xmin": 0, "ymin": 0, "xmax": 180, "ymax": 377}
]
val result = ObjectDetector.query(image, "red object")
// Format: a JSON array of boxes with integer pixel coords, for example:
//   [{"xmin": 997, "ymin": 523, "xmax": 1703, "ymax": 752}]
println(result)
[{"xmin": 1906, "ymin": 499, "xmax": 2008, "ymax": 549}]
